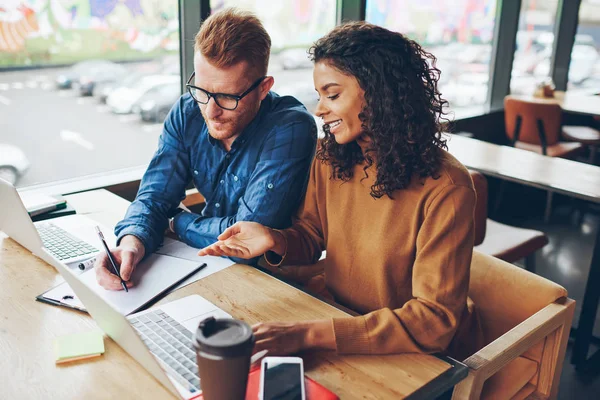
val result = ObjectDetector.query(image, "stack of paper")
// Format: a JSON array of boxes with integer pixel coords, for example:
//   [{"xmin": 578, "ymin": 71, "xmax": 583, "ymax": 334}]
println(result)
[{"xmin": 20, "ymin": 192, "xmax": 67, "ymax": 217}]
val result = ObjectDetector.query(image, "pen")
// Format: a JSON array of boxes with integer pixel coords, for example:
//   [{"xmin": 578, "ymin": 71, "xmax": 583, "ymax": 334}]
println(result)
[{"xmin": 95, "ymin": 226, "xmax": 128, "ymax": 292}]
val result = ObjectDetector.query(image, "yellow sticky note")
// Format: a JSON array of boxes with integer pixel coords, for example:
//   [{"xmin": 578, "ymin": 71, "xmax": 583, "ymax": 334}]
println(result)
[{"xmin": 55, "ymin": 331, "xmax": 105, "ymax": 364}]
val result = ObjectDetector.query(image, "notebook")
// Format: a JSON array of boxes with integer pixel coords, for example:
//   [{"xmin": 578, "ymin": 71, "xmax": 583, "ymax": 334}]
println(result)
[
  {"xmin": 20, "ymin": 192, "xmax": 67, "ymax": 217},
  {"xmin": 37, "ymin": 253, "xmax": 207, "ymax": 315}
]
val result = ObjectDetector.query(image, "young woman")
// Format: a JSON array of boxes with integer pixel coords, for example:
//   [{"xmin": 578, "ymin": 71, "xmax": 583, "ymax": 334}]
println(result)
[{"xmin": 199, "ymin": 21, "xmax": 482, "ymax": 359}]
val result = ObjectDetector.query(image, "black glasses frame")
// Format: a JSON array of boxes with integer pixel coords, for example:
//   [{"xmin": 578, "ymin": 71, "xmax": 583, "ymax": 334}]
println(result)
[{"xmin": 186, "ymin": 72, "xmax": 266, "ymax": 111}]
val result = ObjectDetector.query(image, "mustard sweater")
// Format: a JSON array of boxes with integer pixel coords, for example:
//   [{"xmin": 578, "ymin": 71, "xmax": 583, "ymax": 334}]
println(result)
[{"xmin": 280, "ymin": 150, "xmax": 478, "ymax": 355}]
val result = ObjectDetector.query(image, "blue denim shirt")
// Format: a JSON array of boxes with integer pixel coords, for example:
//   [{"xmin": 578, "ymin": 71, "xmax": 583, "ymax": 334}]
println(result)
[{"xmin": 115, "ymin": 92, "xmax": 317, "ymax": 262}]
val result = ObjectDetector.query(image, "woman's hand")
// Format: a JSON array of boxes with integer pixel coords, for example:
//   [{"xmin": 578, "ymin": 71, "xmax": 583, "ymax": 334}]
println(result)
[
  {"xmin": 198, "ymin": 221, "xmax": 282, "ymax": 259},
  {"xmin": 251, "ymin": 320, "xmax": 336, "ymax": 356}
]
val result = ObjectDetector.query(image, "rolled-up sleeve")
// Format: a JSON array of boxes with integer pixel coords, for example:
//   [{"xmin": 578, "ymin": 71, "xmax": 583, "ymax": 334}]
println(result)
[{"xmin": 114, "ymin": 98, "xmax": 190, "ymax": 254}]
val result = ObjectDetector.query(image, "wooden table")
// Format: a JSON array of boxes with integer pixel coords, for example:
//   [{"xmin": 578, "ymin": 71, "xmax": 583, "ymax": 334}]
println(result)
[
  {"xmin": 0, "ymin": 190, "xmax": 466, "ymax": 399},
  {"xmin": 447, "ymin": 133, "xmax": 600, "ymax": 370},
  {"xmin": 513, "ymin": 91, "xmax": 600, "ymax": 117}
]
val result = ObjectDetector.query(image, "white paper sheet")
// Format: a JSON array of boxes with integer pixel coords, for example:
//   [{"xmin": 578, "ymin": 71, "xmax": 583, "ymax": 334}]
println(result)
[
  {"xmin": 156, "ymin": 238, "xmax": 235, "ymax": 290},
  {"xmin": 43, "ymin": 253, "xmax": 205, "ymax": 315}
]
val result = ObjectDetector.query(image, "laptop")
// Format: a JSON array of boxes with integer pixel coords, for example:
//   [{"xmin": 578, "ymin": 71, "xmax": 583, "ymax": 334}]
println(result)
[
  {"xmin": 44, "ymin": 248, "xmax": 233, "ymax": 399},
  {"xmin": 0, "ymin": 178, "xmax": 109, "ymax": 265}
]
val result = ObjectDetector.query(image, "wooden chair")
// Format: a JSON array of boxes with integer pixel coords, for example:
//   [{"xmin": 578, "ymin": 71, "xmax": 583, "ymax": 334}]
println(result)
[
  {"xmin": 504, "ymin": 95, "xmax": 585, "ymax": 222},
  {"xmin": 452, "ymin": 251, "xmax": 575, "ymax": 400},
  {"xmin": 470, "ymin": 170, "xmax": 549, "ymax": 273},
  {"xmin": 504, "ymin": 96, "xmax": 583, "ymax": 158}
]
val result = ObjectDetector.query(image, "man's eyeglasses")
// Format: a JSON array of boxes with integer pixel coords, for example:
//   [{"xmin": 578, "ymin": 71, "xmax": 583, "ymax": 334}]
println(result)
[{"xmin": 186, "ymin": 72, "xmax": 266, "ymax": 111}]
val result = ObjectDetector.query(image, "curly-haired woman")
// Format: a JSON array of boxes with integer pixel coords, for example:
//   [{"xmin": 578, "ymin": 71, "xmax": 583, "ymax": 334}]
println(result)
[{"xmin": 199, "ymin": 21, "xmax": 483, "ymax": 359}]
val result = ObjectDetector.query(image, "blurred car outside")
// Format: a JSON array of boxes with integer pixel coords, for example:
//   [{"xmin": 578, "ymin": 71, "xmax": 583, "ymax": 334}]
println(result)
[
  {"xmin": 0, "ymin": 144, "xmax": 30, "ymax": 186},
  {"xmin": 74, "ymin": 61, "xmax": 129, "ymax": 96},
  {"xmin": 107, "ymin": 74, "xmax": 180, "ymax": 114},
  {"xmin": 94, "ymin": 58, "xmax": 180, "ymax": 104},
  {"xmin": 279, "ymin": 48, "xmax": 312, "ymax": 70},
  {"xmin": 54, "ymin": 60, "xmax": 102, "ymax": 89},
  {"xmin": 441, "ymin": 73, "xmax": 489, "ymax": 109},
  {"xmin": 136, "ymin": 82, "xmax": 182, "ymax": 123}
]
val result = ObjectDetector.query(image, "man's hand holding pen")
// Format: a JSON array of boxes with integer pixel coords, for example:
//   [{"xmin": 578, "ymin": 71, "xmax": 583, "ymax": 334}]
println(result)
[{"xmin": 95, "ymin": 234, "xmax": 145, "ymax": 291}]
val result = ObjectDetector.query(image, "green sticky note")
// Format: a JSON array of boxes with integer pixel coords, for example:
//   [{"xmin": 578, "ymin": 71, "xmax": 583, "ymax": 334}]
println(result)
[{"xmin": 55, "ymin": 331, "xmax": 105, "ymax": 364}]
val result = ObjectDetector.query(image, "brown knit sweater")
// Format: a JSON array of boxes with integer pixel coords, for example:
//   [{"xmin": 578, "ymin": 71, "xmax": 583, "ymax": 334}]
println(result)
[{"xmin": 279, "ymin": 150, "xmax": 480, "ymax": 355}]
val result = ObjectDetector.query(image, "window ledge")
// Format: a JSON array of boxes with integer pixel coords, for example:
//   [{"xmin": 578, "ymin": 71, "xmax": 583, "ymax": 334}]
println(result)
[{"xmin": 17, "ymin": 165, "xmax": 148, "ymax": 196}]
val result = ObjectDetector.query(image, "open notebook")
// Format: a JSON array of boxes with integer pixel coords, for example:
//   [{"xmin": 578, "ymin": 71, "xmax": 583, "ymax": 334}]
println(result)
[{"xmin": 38, "ymin": 253, "xmax": 204, "ymax": 315}]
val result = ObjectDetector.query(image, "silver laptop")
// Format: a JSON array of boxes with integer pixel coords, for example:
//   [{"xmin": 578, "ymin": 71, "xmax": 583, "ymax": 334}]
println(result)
[
  {"xmin": 44, "ymin": 248, "xmax": 233, "ymax": 399},
  {"xmin": 0, "ymin": 178, "xmax": 108, "ymax": 264}
]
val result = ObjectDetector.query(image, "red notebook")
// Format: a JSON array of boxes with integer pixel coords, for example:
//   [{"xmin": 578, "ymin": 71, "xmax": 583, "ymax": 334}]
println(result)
[{"xmin": 194, "ymin": 366, "xmax": 339, "ymax": 400}]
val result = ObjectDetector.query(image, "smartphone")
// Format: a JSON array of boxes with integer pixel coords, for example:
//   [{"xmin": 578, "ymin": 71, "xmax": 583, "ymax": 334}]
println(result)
[{"xmin": 259, "ymin": 356, "xmax": 306, "ymax": 400}]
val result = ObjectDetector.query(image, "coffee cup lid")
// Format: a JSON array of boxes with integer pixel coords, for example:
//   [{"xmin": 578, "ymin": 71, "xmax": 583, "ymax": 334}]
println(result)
[{"xmin": 195, "ymin": 317, "xmax": 254, "ymax": 357}]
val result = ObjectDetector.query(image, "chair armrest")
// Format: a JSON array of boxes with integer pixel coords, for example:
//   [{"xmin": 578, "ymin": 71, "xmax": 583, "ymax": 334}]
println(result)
[
  {"xmin": 453, "ymin": 298, "xmax": 574, "ymax": 400},
  {"xmin": 464, "ymin": 298, "xmax": 573, "ymax": 378},
  {"xmin": 181, "ymin": 188, "xmax": 205, "ymax": 208}
]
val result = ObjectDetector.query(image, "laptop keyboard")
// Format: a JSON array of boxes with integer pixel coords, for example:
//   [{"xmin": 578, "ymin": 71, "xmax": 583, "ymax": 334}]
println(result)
[
  {"xmin": 37, "ymin": 222, "xmax": 99, "ymax": 261},
  {"xmin": 129, "ymin": 309, "xmax": 201, "ymax": 393}
]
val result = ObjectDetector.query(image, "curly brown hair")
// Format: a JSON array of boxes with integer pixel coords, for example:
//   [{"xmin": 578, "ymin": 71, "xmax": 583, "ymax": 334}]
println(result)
[{"xmin": 309, "ymin": 21, "xmax": 449, "ymax": 198}]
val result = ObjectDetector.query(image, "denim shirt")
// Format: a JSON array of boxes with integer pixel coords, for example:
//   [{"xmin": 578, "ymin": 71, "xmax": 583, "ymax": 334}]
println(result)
[{"xmin": 115, "ymin": 92, "xmax": 317, "ymax": 262}]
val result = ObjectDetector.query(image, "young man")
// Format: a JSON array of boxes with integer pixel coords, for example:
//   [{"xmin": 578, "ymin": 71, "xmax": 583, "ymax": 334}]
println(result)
[{"xmin": 95, "ymin": 9, "xmax": 316, "ymax": 290}]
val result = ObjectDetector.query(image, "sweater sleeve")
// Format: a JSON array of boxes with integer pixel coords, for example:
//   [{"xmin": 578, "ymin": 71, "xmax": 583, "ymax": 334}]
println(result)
[
  {"xmin": 272, "ymin": 159, "xmax": 325, "ymax": 265},
  {"xmin": 331, "ymin": 184, "xmax": 475, "ymax": 355}
]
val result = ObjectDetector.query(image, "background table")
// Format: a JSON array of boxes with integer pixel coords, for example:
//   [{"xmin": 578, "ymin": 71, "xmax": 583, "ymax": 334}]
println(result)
[{"xmin": 447, "ymin": 133, "xmax": 600, "ymax": 370}]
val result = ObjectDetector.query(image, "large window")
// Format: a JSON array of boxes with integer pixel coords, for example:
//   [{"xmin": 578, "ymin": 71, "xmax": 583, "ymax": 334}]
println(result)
[
  {"xmin": 567, "ymin": 0, "xmax": 600, "ymax": 92},
  {"xmin": 211, "ymin": 0, "xmax": 338, "ymax": 114},
  {"xmin": 510, "ymin": 0, "xmax": 559, "ymax": 95},
  {"xmin": 365, "ymin": 0, "xmax": 497, "ymax": 118},
  {"xmin": 0, "ymin": 1, "xmax": 180, "ymax": 188}
]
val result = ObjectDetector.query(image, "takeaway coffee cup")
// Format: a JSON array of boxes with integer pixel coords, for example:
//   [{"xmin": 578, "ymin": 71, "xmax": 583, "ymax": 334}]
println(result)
[{"xmin": 194, "ymin": 316, "xmax": 254, "ymax": 400}]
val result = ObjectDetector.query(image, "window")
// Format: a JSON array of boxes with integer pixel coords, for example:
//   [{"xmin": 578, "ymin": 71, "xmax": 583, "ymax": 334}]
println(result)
[
  {"xmin": 510, "ymin": 0, "xmax": 559, "ymax": 95},
  {"xmin": 567, "ymin": 0, "xmax": 600, "ymax": 92},
  {"xmin": 365, "ymin": 0, "xmax": 497, "ymax": 118},
  {"xmin": 0, "ymin": 1, "xmax": 180, "ymax": 188},
  {"xmin": 211, "ymin": 0, "xmax": 338, "ymax": 114}
]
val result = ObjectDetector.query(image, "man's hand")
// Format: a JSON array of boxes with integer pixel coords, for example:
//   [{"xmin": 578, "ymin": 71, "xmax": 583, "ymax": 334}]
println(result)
[{"xmin": 95, "ymin": 235, "xmax": 145, "ymax": 291}]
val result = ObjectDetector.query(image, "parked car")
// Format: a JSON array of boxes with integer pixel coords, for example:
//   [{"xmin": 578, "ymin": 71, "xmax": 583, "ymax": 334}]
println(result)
[
  {"xmin": 95, "ymin": 70, "xmax": 151, "ymax": 104},
  {"xmin": 74, "ymin": 61, "xmax": 129, "ymax": 96},
  {"xmin": 135, "ymin": 82, "xmax": 182, "ymax": 123},
  {"xmin": 107, "ymin": 75, "xmax": 180, "ymax": 114},
  {"xmin": 55, "ymin": 60, "xmax": 102, "ymax": 89},
  {"xmin": 441, "ymin": 73, "xmax": 489, "ymax": 108},
  {"xmin": 279, "ymin": 48, "xmax": 312, "ymax": 70},
  {"xmin": 94, "ymin": 59, "xmax": 178, "ymax": 103},
  {"xmin": 0, "ymin": 144, "xmax": 30, "ymax": 186}
]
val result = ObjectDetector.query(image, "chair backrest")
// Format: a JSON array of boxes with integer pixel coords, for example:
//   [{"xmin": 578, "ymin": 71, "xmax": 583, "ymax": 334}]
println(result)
[
  {"xmin": 468, "ymin": 170, "xmax": 487, "ymax": 246},
  {"xmin": 469, "ymin": 251, "xmax": 567, "ymax": 346},
  {"xmin": 504, "ymin": 95, "xmax": 563, "ymax": 146}
]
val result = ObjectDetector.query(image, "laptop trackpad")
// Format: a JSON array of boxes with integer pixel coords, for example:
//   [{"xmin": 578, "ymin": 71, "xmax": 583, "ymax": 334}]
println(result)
[{"xmin": 159, "ymin": 295, "xmax": 233, "ymax": 332}]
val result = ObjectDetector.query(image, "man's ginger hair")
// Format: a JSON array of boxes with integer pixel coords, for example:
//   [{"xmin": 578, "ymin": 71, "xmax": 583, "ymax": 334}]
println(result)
[{"xmin": 194, "ymin": 8, "xmax": 271, "ymax": 77}]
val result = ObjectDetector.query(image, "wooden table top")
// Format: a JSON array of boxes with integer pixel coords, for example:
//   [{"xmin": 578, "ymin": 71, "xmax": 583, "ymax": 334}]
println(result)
[
  {"xmin": 446, "ymin": 134, "xmax": 600, "ymax": 203},
  {"xmin": 0, "ymin": 189, "xmax": 459, "ymax": 399},
  {"xmin": 512, "ymin": 91, "xmax": 600, "ymax": 117}
]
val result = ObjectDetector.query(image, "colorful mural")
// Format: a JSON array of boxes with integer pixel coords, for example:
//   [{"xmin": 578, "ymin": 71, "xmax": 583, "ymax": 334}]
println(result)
[{"xmin": 0, "ymin": 0, "xmax": 178, "ymax": 67}]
